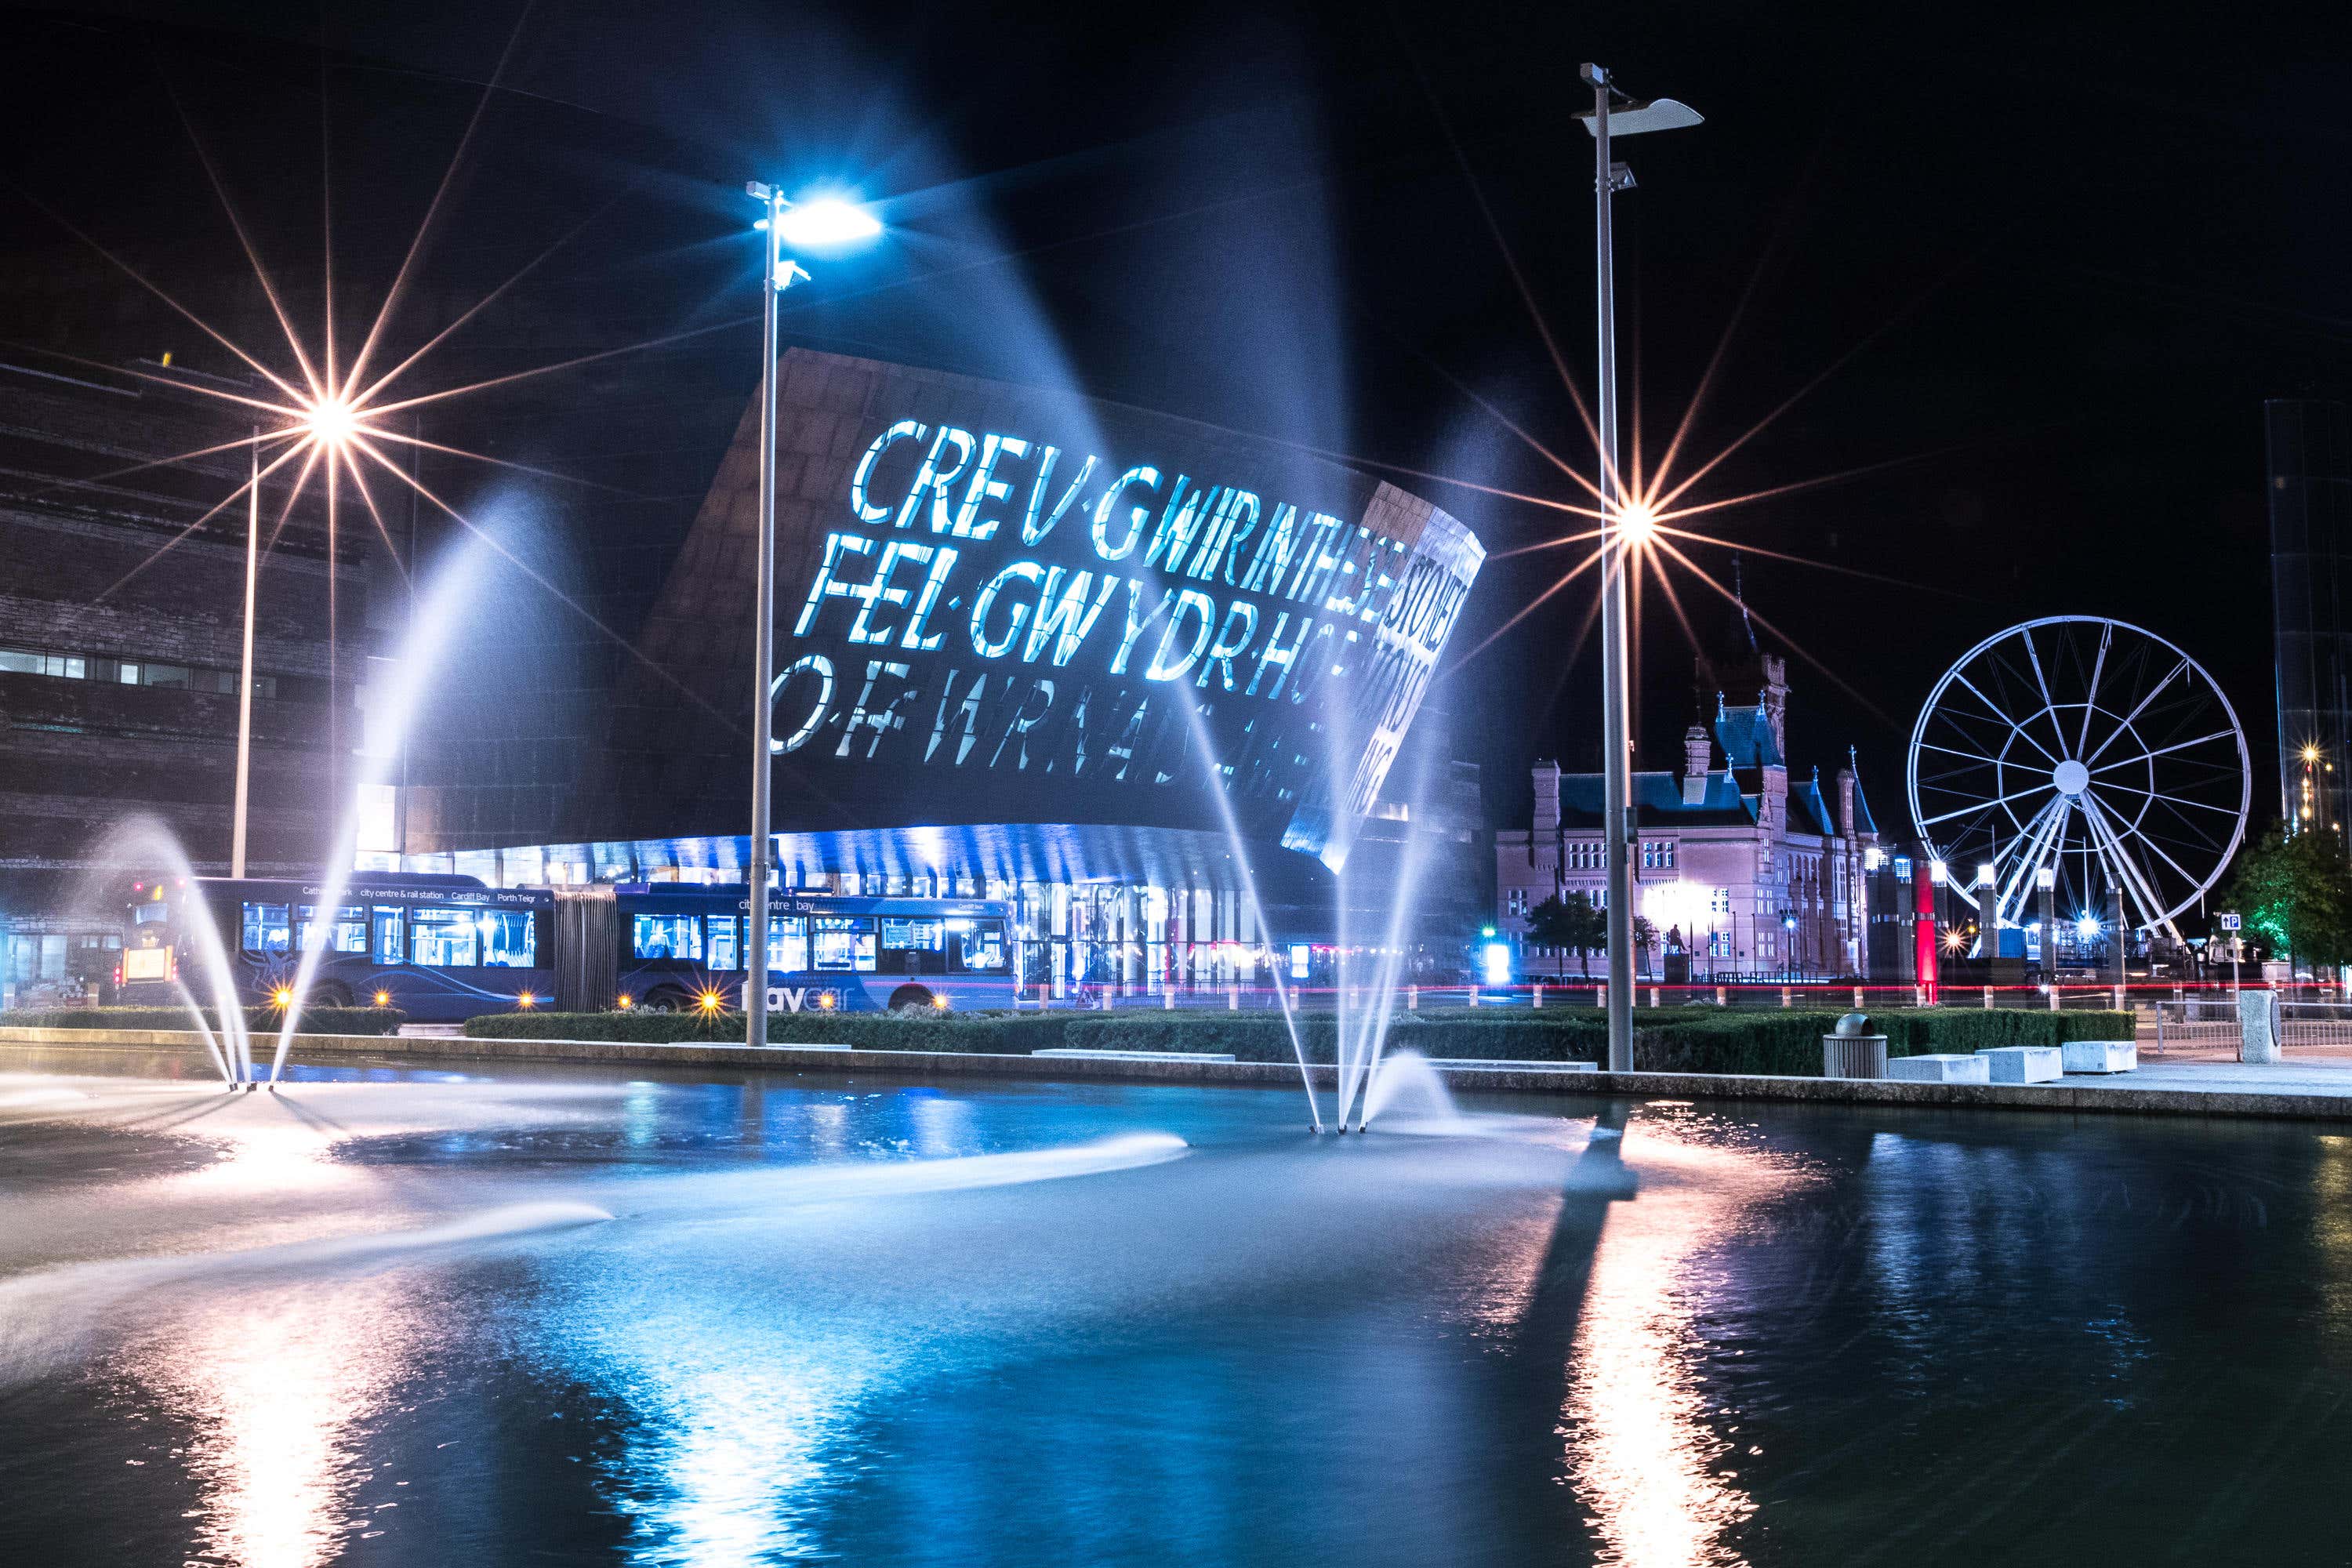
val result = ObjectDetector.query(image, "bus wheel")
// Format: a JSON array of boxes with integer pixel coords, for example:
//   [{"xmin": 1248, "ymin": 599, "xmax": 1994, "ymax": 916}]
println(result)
[
  {"xmin": 639, "ymin": 989, "xmax": 684, "ymax": 1014},
  {"xmin": 887, "ymin": 985, "xmax": 936, "ymax": 1014},
  {"xmin": 315, "ymin": 982, "xmax": 354, "ymax": 1009}
]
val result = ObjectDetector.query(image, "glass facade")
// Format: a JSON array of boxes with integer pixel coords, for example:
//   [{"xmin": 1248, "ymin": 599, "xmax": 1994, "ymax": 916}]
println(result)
[{"xmin": 2269, "ymin": 399, "xmax": 2352, "ymax": 848}]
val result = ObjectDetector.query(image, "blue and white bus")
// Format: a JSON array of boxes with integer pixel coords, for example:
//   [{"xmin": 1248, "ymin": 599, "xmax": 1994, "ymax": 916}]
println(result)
[
  {"xmin": 121, "ymin": 873, "xmax": 1018, "ymax": 1023},
  {"xmin": 606, "ymin": 881, "xmax": 1016, "ymax": 1017}
]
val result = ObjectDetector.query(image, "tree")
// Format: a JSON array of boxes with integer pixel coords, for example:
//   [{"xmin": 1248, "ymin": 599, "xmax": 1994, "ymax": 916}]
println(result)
[
  {"xmin": 1526, "ymin": 891, "xmax": 1606, "ymax": 976},
  {"xmin": 1632, "ymin": 915, "xmax": 1661, "ymax": 977},
  {"xmin": 2220, "ymin": 828, "xmax": 2352, "ymax": 971}
]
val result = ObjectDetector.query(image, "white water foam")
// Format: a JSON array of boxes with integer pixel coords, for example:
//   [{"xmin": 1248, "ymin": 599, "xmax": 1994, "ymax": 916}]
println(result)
[{"xmin": 0, "ymin": 1200, "xmax": 612, "ymax": 1383}]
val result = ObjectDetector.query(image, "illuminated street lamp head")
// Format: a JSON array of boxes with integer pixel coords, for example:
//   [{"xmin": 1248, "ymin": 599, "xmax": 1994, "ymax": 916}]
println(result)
[
  {"xmin": 747, "ymin": 184, "xmax": 883, "ymax": 250},
  {"xmin": 300, "ymin": 395, "xmax": 361, "ymax": 447},
  {"xmin": 1616, "ymin": 499, "xmax": 1658, "ymax": 546},
  {"xmin": 2304, "ymin": 745, "xmax": 2321, "ymax": 764}
]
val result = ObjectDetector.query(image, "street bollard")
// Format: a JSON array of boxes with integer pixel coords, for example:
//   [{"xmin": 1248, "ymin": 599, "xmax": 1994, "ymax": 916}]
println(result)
[
  {"xmin": 1982, "ymin": 985, "xmax": 1994, "ymax": 1011},
  {"xmin": 1228, "ymin": 986, "xmax": 1238, "ymax": 1011},
  {"xmin": 1163, "ymin": 987, "xmax": 1174, "ymax": 1010},
  {"xmin": 1853, "ymin": 986, "xmax": 1864, "ymax": 1010},
  {"xmin": 2047, "ymin": 984, "xmax": 2059, "ymax": 1012},
  {"xmin": 1780, "ymin": 986, "xmax": 1791, "ymax": 1009},
  {"xmin": 1534, "ymin": 983, "xmax": 1544, "ymax": 1009},
  {"xmin": 2113, "ymin": 984, "xmax": 2124, "ymax": 1011},
  {"xmin": 1407, "ymin": 985, "xmax": 1418, "ymax": 1011},
  {"xmin": 1649, "ymin": 986, "xmax": 1661, "ymax": 1008}
]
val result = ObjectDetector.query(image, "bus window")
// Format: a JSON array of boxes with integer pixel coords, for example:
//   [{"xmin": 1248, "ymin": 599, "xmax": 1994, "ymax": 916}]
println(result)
[
  {"xmin": 880, "ymin": 918, "xmax": 945, "ymax": 952},
  {"xmin": 955, "ymin": 920, "xmax": 1008, "ymax": 972},
  {"xmin": 768, "ymin": 915, "xmax": 808, "ymax": 973},
  {"xmin": 242, "ymin": 903, "xmax": 292, "ymax": 956},
  {"xmin": 372, "ymin": 907, "xmax": 406, "ymax": 966},
  {"xmin": 478, "ymin": 911, "xmax": 536, "ymax": 967},
  {"xmin": 410, "ymin": 907, "xmax": 478, "ymax": 967},
  {"xmin": 633, "ymin": 914, "xmax": 701, "ymax": 963},
  {"xmin": 708, "ymin": 916, "xmax": 742, "ymax": 971},
  {"xmin": 297, "ymin": 906, "xmax": 368, "ymax": 954},
  {"xmin": 811, "ymin": 916, "xmax": 875, "ymax": 972},
  {"xmin": 880, "ymin": 918, "xmax": 946, "ymax": 976}
]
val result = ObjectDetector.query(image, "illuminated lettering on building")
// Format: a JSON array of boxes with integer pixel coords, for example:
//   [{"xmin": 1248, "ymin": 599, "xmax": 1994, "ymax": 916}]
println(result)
[{"xmin": 769, "ymin": 415, "xmax": 1481, "ymax": 868}]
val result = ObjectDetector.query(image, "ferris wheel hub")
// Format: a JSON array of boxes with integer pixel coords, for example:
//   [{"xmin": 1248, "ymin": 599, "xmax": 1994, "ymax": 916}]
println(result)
[{"xmin": 2052, "ymin": 758, "xmax": 2089, "ymax": 797}]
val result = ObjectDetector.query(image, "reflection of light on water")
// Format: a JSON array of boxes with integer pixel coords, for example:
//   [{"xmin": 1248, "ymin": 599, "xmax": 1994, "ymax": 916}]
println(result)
[
  {"xmin": 149, "ymin": 1276, "xmax": 416, "ymax": 1568},
  {"xmin": 908, "ymin": 1091, "xmax": 978, "ymax": 1157},
  {"xmin": 175, "ymin": 1123, "xmax": 351, "ymax": 1197},
  {"xmin": 1563, "ymin": 1127, "xmax": 1795, "ymax": 1568},
  {"xmin": 563, "ymin": 1299, "xmax": 881, "ymax": 1564}
]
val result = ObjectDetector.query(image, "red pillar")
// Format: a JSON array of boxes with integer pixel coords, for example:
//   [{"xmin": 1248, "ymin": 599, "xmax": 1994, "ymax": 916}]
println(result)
[{"xmin": 1915, "ymin": 870, "xmax": 1939, "ymax": 1004}]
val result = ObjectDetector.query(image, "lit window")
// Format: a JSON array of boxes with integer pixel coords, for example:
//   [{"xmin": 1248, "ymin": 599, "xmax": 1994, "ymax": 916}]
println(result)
[
  {"xmin": 477, "ymin": 912, "xmax": 535, "ymax": 967},
  {"xmin": 812, "ymin": 916, "xmax": 877, "ymax": 972},
  {"xmin": 296, "ymin": 906, "xmax": 368, "ymax": 954},
  {"xmin": 767, "ymin": 915, "xmax": 810, "ymax": 973},
  {"xmin": 241, "ymin": 902, "xmax": 292, "ymax": 956},
  {"xmin": 707, "ymin": 916, "xmax": 742, "ymax": 971},
  {"xmin": 411, "ymin": 907, "xmax": 478, "ymax": 967},
  {"xmin": 956, "ymin": 921, "xmax": 1008, "ymax": 971},
  {"xmin": 372, "ymin": 907, "xmax": 405, "ymax": 966},
  {"xmin": 880, "ymin": 918, "xmax": 946, "ymax": 952},
  {"xmin": 632, "ymin": 914, "xmax": 702, "ymax": 963}
]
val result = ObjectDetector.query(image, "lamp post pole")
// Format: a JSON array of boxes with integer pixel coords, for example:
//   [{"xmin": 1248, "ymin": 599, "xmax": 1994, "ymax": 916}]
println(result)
[
  {"xmin": 232, "ymin": 430, "xmax": 260, "ymax": 879},
  {"xmin": 1584, "ymin": 64, "xmax": 1635, "ymax": 1073},
  {"xmin": 1579, "ymin": 65, "xmax": 1700, "ymax": 1069},
  {"xmin": 746, "ymin": 183, "xmax": 785, "ymax": 1051}
]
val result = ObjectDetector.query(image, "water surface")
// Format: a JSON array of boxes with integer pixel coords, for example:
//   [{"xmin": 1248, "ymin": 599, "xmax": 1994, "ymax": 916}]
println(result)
[{"xmin": 2, "ymin": 1048, "xmax": 2347, "ymax": 1566}]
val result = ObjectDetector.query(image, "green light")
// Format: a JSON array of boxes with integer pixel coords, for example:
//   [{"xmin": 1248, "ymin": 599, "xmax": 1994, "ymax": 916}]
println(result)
[{"xmin": 1481, "ymin": 925, "xmax": 1496, "ymax": 938}]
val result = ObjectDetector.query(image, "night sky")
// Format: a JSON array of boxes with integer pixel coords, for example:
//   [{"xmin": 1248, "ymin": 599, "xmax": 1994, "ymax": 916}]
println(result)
[{"xmin": 5, "ymin": 0, "xmax": 2343, "ymax": 832}]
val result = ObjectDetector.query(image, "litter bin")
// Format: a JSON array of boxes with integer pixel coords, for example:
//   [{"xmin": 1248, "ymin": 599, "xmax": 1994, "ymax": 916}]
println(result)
[{"xmin": 1822, "ymin": 1011, "xmax": 1889, "ymax": 1080}]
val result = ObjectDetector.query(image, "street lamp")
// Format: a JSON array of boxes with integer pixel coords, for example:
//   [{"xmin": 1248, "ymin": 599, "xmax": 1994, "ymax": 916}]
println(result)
[
  {"xmin": 1577, "ymin": 64, "xmax": 1703, "ymax": 1072},
  {"xmin": 742, "ymin": 182, "xmax": 880, "ymax": 1051}
]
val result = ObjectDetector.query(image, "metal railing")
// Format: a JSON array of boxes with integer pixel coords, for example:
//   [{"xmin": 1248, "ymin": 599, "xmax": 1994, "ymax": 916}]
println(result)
[{"xmin": 2152, "ymin": 996, "xmax": 2352, "ymax": 1054}]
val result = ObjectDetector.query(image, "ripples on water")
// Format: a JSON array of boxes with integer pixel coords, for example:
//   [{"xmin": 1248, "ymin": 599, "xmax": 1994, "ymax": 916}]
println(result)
[{"xmin": 4, "ymin": 1058, "xmax": 2352, "ymax": 1566}]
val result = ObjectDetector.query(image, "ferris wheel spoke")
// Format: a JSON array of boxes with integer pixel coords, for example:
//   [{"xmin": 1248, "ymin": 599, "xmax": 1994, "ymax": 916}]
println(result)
[
  {"xmin": 2016, "ymin": 626, "xmax": 2074, "ymax": 761},
  {"xmin": 2080, "ymin": 792, "xmax": 2180, "ymax": 937},
  {"xmin": 2090, "ymin": 730, "xmax": 2239, "ymax": 774},
  {"xmin": 1949, "ymin": 672, "xmax": 2061, "ymax": 764},
  {"xmin": 2103, "ymin": 815, "xmax": 2205, "ymax": 908},
  {"xmin": 2088, "ymin": 778, "xmax": 2242, "ymax": 811},
  {"xmin": 1993, "ymin": 796, "xmax": 2068, "ymax": 928},
  {"xmin": 2076, "ymin": 622, "xmax": 2113, "ymax": 755},
  {"xmin": 1918, "ymin": 784, "xmax": 2057, "ymax": 828},
  {"xmin": 1914, "ymin": 739, "xmax": 2012, "ymax": 768},
  {"xmin": 2082, "ymin": 659, "xmax": 2189, "ymax": 766}
]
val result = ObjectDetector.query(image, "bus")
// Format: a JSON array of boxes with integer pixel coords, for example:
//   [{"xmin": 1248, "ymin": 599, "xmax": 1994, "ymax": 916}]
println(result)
[{"xmin": 120, "ymin": 873, "xmax": 1018, "ymax": 1023}]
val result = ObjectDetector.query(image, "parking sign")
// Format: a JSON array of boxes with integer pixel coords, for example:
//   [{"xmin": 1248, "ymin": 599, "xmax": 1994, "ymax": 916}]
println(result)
[{"xmin": 2220, "ymin": 912, "xmax": 2241, "ymax": 931}]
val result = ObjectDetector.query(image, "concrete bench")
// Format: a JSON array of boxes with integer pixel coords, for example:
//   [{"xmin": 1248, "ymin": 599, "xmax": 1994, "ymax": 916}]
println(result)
[
  {"xmin": 1886, "ymin": 1053, "xmax": 1990, "ymax": 1083},
  {"xmin": 1423, "ymin": 1058, "xmax": 1599, "ymax": 1073},
  {"xmin": 2060, "ymin": 1040, "xmax": 2137, "ymax": 1074},
  {"xmin": 1976, "ymin": 1045, "xmax": 2063, "ymax": 1084},
  {"xmin": 1031, "ymin": 1048, "xmax": 1238, "ymax": 1062}
]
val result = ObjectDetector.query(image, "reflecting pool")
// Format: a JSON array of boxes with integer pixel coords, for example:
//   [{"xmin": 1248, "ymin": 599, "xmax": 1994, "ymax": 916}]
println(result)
[{"xmin": 5, "ymin": 1050, "xmax": 2352, "ymax": 1565}]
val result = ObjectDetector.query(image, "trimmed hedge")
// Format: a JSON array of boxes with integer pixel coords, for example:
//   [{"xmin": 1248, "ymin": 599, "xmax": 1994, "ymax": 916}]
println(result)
[
  {"xmin": 463, "ymin": 1007, "xmax": 1069, "ymax": 1054},
  {"xmin": 0, "ymin": 1006, "xmax": 408, "ymax": 1036},
  {"xmin": 462, "ymin": 1004, "xmax": 2133, "ymax": 1076}
]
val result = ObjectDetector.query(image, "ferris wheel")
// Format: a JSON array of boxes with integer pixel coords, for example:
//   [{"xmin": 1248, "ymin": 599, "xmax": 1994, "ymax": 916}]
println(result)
[{"xmin": 1907, "ymin": 617, "xmax": 2250, "ymax": 943}]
